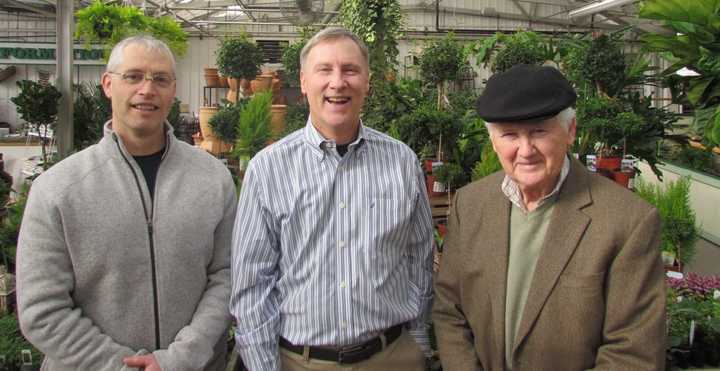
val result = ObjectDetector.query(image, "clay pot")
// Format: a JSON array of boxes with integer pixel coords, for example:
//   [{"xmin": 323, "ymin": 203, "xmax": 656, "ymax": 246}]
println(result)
[
  {"xmin": 250, "ymin": 76, "xmax": 272, "ymax": 93},
  {"xmin": 218, "ymin": 75, "xmax": 229, "ymax": 88},
  {"xmin": 596, "ymin": 156, "xmax": 621, "ymax": 171},
  {"xmin": 270, "ymin": 104, "xmax": 288, "ymax": 138},
  {"xmin": 204, "ymin": 68, "xmax": 219, "ymax": 87}
]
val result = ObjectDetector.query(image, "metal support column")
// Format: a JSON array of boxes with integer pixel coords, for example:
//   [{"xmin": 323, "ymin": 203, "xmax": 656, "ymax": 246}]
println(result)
[{"xmin": 56, "ymin": 0, "xmax": 74, "ymax": 157}]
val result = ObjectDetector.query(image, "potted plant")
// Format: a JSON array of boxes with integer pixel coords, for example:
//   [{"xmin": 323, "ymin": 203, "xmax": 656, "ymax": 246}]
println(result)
[
  {"xmin": 74, "ymin": 0, "xmax": 187, "ymax": 59},
  {"xmin": 209, "ymin": 99, "xmax": 246, "ymax": 146},
  {"xmin": 0, "ymin": 184, "xmax": 28, "ymax": 275},
  {"xmin": 234, "ymin": 91, "xmax": 273, "ymax": 180},
  {"xmin": 666, "ymin": 273, "xmax": 720, "ymax": 369},
  {"xmin": 10, "ymin": 80, "xmax": 62, "ymax": 170},
  {"xmin": 634, "ymin": 176, "xmax": 699, "ymax": 270},
  {"xmin": 216, "ymin": 34, "xmax": 264, "ymax": 102}
]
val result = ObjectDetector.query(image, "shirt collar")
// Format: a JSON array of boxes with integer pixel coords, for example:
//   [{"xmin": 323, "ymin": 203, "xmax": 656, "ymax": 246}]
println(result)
[
  {"xmin": 501, "ymin": 155, "xmax": 570, "ymax": 213},
  {"xmin": 303, "ymin": 117, "xmax": 366, "ymax": 161}
]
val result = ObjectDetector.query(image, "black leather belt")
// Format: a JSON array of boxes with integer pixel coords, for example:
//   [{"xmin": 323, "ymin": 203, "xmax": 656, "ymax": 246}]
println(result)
[{"xmin": 279, "ymin": 323, "xmax": 404, "ymax": 364}]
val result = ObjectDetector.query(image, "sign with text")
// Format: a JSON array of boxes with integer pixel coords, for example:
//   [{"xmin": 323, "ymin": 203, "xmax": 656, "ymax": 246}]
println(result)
[{"xmin": 0, "ymin": 43, "xmax": 105, "ymax": 65}]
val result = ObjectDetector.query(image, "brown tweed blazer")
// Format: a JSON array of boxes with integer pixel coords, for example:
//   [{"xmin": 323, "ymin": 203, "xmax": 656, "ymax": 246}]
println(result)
[{"xmin": 432, "ymin": 159, "xmax": 666, "ymax": 371}]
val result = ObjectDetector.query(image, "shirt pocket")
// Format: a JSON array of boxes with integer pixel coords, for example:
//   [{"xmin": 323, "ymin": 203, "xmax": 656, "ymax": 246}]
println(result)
[{"xmin": 367, "ymin": 196, "xmax": 414, "ymax": 243}]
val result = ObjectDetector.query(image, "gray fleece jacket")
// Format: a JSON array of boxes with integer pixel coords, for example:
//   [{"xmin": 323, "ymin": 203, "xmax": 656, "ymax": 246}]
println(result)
[{"xmin": 16, "ymin": 122, "xmax": 237, "ymax": 371}]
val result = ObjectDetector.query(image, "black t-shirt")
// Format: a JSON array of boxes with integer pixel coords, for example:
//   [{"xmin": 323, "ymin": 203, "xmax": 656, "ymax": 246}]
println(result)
[
  {"xmin": 337, "ymin": 143, "xmax": 349, "ymax": 157},
  {"xmin": 133, "ymin": 148, "xmax": 164, "ymax": 199}
]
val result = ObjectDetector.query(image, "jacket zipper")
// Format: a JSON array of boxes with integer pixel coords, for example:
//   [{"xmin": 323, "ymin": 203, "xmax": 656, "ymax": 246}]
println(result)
[{"xmin": 114, "ymin": 138, "xmax": 162, "ymax": 350}]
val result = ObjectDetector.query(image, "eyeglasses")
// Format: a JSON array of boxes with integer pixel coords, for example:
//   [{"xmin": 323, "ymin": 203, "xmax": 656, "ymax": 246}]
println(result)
[{"xmin": 108, "ymin": 71, "xmax": 175, "ymax": 88}]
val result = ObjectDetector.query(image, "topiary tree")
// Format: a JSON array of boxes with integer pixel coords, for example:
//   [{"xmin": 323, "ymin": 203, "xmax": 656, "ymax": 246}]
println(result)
[
  {"xmin": 418, "ymin": 33, "xmax": 466, "ymax": 111},
  {"xmin": 281, "ymin": 27, "xmax": 316, "ymax": 88},
  {"xmin": 216, "ymin": 34, "xmax": 264, "ymax": 80},
  {"xmin": 11, "ymin": 80, "xmax": 62, "ymax": 169}
]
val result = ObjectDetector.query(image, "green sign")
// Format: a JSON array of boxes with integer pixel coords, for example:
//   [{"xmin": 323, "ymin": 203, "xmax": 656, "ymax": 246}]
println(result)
[{"xmin": 0, "ymin": 47, "xmax": 103, "ymax": 60}]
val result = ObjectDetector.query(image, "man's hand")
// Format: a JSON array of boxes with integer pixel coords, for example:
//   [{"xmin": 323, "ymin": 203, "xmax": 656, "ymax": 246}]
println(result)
[{"xmin": 123, "ymin": 354, "xmax": 162, "ymax": 371}]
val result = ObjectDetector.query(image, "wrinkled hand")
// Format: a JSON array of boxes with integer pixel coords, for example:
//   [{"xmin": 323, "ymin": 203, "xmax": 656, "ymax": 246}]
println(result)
[{"xmin": 123, "ymin": 354, "xmax": 161, "ymax": 371}]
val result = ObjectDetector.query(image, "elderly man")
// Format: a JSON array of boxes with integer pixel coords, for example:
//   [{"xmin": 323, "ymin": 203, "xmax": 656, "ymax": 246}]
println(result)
[
  {"xmin": 432, "ymin": 64, "xmax": 666, "ymax": 371},
  {"xmin": 230, "ymin": 27, "xmax": 433, "ymax": 371},
  {"xmin": 17, "ymin": 35, "xmax": 236, "ymax": 371}
]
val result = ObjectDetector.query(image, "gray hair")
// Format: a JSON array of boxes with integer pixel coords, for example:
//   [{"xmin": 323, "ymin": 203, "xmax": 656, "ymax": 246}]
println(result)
[
  {"xmin": 106, "ymin": 35, "xmax": 176, "ymax": 74},
  {"xmin": 299, "ymin": 27, "xmax": 369, "ymax": 71},
  {"xmin": 485, "ymin": 106, "xmax": 576, "ymax": 134}
]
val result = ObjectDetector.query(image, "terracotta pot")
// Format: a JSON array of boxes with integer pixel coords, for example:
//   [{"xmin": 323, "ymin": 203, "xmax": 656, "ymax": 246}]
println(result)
[
  {"xmin": 270, "ymin": 104, "xmax": 288, "ymax": 138},
  {"xmin": 596, "ymin": 156, "xmax": 621, "ymax": 171},
  {"xmin": 218, "ymin": 75, "xmax": 229, "ymax": 88},
  {"xmin": 199, "ymin": 106, "xmax": 219, "ymax": 140},
  {"xmin": 426, "ymin": 175, "xmax": 447, "ymax": 197},
  {"xmin": 204, "ymin": 68, "xmax": 219, "ymax": 87},
  {"xmin": 251, "ymin": 75, "xmax": 273, "ymax": 93},
  {"xmin": 612, "ymin": 170, "xmax": 635, "ymax": 189}
]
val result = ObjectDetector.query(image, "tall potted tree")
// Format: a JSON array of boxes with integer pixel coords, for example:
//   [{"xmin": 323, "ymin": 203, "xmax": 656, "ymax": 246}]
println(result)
[
  {"xmin": 11, "ymin": 80, "xmax": 62, "ymax": 170},
  {"xmin": 216, "ymin": 34, "xmax": 264, "ymax": 102}
]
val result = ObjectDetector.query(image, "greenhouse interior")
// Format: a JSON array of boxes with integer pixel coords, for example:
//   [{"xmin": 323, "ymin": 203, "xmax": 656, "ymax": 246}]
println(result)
[{"xmin": 0, "ymin": 0, "xmax": 719, "ymax": 370}]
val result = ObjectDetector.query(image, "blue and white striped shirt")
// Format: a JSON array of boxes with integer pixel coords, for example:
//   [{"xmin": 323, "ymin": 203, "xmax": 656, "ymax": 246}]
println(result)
[{"xmin": 230, "ymin": 120, "xmax": 434, "ymax": 370}]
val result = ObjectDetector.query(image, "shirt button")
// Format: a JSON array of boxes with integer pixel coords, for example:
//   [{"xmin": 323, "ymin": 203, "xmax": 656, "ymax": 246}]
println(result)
[
  {"xmin": 339, "ymin": 281, "xmax": 347, "ymax": 288},
  {"xmin": 339, "ymin": 201, "xmax": 346, "ymax": 209},
  {"xmin": 340, "ymin": 322, "xmax": 347, "ymax": 328},
  {"xmin": 338, "ymin": 240, "xmax": 346, "ymax": 248}
]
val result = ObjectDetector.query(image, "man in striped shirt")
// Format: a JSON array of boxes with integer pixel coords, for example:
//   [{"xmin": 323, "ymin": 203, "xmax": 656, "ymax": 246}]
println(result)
[{"xmin": 230, "ymin": 27, "xmax": 434, "ymax": 371}]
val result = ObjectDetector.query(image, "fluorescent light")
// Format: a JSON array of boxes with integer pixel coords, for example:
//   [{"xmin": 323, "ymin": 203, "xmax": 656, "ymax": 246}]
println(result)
[
  {"xmin": 568, "ymin": 0, "xmax": 637, "ymax": 19},
  {"xmin": 676, "ymin": 67, "xmax": 700, "ymax": 77}
]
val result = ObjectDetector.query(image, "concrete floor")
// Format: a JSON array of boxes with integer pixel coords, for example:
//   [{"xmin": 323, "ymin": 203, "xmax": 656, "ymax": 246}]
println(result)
[{"xmin": 685, "ymin": 237, "xmax": 720, "ymax": 276}]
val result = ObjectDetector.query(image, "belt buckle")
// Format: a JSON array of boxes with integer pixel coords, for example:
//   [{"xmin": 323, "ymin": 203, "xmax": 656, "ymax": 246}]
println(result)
[{"xmin": 337, "ymin": 343, "xmax": 367, "ymax": 364}]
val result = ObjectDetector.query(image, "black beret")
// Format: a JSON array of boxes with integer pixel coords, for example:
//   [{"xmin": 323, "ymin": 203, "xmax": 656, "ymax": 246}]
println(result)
[{"xmin": 475, "ymin": 64, "xmax": 577, "ymax": 123}]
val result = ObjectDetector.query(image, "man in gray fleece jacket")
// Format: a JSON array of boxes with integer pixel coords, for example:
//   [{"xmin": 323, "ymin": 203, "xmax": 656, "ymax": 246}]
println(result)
[{"xmin": 16, "ymin": 35, "xmax": 236, "ymax": 371}]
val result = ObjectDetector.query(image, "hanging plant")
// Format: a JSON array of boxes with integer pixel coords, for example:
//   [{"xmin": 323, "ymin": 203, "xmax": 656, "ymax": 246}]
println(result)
[
  {"xmin": 75, "ymin": 0, "xmax": 188, "ymax": 59},
  {"xmin": 216, "ymin": 34, "xmax": 264, "ymax": 80},
  {"xmin": 340, "ymin": 0, "xmax": 404, "ymax": 82}
]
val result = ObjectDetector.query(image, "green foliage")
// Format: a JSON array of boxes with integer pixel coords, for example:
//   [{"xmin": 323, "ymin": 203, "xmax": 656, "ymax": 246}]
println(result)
[
  {"xmin": 634, "ymin": 177, "xmax": 698, "ymax": 264},
  {"xmin": 11, "ymin": 80, "xmax": 62, "ymax": 168},
  {"xmin": 0, "ymin": 314, "xmax": 42, "ymax": 368},
  {"xmin": 639, "ymin": 0, "xmax": 720, "ymax": 146},
  {"xmin": 668, "ymin": 145, "xmax": 718, "ymax": 175},
  {"xmin": 280, "ymin": 27, "xmax": 316, "ymax": 87},
  {"xmin": 418, "ymin": 33, "xmax": 466, "ymax": 86},
  {"xmin": 472, "ymin": 140, "xmax": 502, "ymax": 180},
  {"xmin": 209, "ymin": 100, "xmax": 246, "ymax": 143},
  {"xmin": 216, "ymin": 34, "xmax": 264, "ymax": 80},
  {"xmin": 393, "ymin": 102, "xmax": 461, "ymax": 159},
  {"xmin": 340, "ymin": 0, "xmax": 404, "ymax": 82},
  {"xmin": 281, "ymin": 103, "xmax": 309, "ymax": 137},
  {"xmin": 74, "ymin": 0, "xmax": 188, "ymax": 59},
  {"xmin": 471, "ymin": 31, "xmax": 556, "ymax": 73},
  {"xmin": 73, "ymin": 83, "xmax": 111, "ymax": 149},
  {"xmin": 234, "ymin": 91, "xmax": 272, "ymax": 161},
  {"xmin": 0, "ymin": 183, "xmax": 28, "ymax": 276},
  {"xmin": 11, "ymin": 80, "xmax": 61, "ymax": 130},
  {"xmin": 581, "ymin": 34, "xmax": 626, "ymax": 97},
  {"xmin": 433, "ymin": 163, "xmax": 464, "ymax": 191},
  {"xmin": 363, "ymin": 78, "xmax": 427, "ymax": 133}
]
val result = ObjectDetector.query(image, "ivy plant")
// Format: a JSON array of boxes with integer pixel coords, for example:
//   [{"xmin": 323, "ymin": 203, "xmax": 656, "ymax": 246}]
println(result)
[{"xmin": 340, "ymin": 0, "xmax": 404, "ymax": 82}]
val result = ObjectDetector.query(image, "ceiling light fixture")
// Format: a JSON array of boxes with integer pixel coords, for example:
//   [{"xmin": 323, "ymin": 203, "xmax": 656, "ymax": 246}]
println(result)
[{"xmin": 568, "ymin": 0, "xmax": 637, "ymax": 19}]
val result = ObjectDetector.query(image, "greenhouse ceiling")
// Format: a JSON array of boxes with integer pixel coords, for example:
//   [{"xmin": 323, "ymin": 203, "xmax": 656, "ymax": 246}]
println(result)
[{"xmin": 0, "ymin": 0, "xmax": 670, "ymax": 38}]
